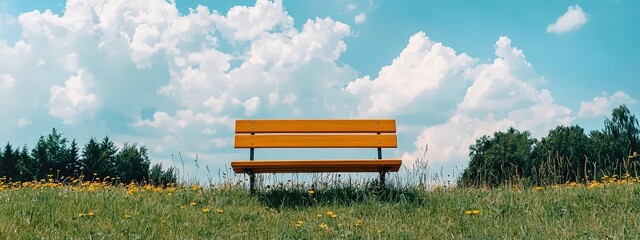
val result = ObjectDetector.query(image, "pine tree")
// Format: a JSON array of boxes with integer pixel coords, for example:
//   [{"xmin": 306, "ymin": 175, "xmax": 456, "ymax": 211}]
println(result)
[
  {"xmin": 98, "ymin": 136, "xmax": 117, "ymax": 178},
  {"xmin": 32, "ymin": 136, "xmax": 50, "ymax": 179},
  {"xmin": 1, "ymin": 143, "xmax": 19, "ymax": 181},
  {"xmin": 17, "ymin": 145, "xmax": 34, "ymax": 181},
  {"xmin": 63, "ymin": 139, "xmax": 81, "ymax": 179},
  {"xmin": 81, "ymin": 138, "xmax": 101, "ymax": 180}
]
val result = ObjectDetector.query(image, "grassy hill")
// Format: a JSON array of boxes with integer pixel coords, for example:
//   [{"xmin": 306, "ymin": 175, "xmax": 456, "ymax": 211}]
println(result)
[{"xmin": 1, "ymin": 175, "xmax": 639, "ymax": 239}]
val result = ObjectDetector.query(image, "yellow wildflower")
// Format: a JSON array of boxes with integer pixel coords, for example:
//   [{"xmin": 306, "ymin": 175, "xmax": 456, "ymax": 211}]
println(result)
[
  {"xmin": 464, "ymin": 210, "xmax": 472, "ymax": 215},
  {"xmin": 124, "ymin": 214, "xmax": 131, "ymax": 219},
  {"xmin": 201, "ymin": 208, "xmax": 210, "ymax": 213},
  {"xmin": 78, "ymin": 212, "xmax": 85, "ymax": 218},
  {"xmin": 355, "ymin": 220, "xmax": 362, "ymax": 227},
  {"xmin": 190, "ymin": 202, "xmax": 197, "ymax": 207},
  {"xmin": 317, "ymin": 214, "xmax": 323, "ymax": 218},
  {"xmin": 472, "ymin": 210, "xmax": 480, "ymax": 215},
  {"xmin": 319, "ymin": 223, "xmax": 329, "ymax": 231},
  {"xmin": 326, "ymin": 211, "xmax": 334, "ymax": 216},
  {"xmin": 295, "ymin": 220, "xmax": 304, "ymax": 228},
  {"xmin": 307, "ymin": 189, "xmax": 315, "ymax": 195},
  {"xmin": 180, "ymin": 205, "xmax": 186, "ymax": 209},
  {"xmin": 88, "ymin": 212, "xmax": 95, "ymax": 217},
  {"xmin": 216, "ymin": 209, "xmax": 224, "ymax": 214}
]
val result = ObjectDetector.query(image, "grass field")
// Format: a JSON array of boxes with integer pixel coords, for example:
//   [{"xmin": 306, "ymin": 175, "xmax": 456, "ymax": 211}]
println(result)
[{"xmin": 1, "ymin": 174, "xmax": 639, "ymax": 239}]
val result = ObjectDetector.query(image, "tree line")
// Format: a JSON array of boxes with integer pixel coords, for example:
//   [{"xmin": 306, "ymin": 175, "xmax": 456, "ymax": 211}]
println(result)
[
  {"xmin": 459, "ymin": 104, "xmax": 640, "ymax": 187},
  {"xmin": 0, "ymin": 128, "xmax": 176, "ymax": 185}
]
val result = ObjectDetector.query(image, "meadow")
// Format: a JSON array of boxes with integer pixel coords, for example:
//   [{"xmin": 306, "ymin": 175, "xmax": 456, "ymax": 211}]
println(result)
[{"xmin": 1, "ymin": 173, "xmax": 639, "ymax": 239}]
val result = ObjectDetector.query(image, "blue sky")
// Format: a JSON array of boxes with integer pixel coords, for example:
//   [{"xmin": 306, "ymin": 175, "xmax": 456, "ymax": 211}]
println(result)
[{"xmin": 0, "ymin": 0, "xmax": 638, "ymax": 181}]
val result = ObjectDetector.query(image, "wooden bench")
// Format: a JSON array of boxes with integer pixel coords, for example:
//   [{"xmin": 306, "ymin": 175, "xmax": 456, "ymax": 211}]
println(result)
[{"xmin": 231, "ymin": 119, "xmax": 402, "ymax": 194}]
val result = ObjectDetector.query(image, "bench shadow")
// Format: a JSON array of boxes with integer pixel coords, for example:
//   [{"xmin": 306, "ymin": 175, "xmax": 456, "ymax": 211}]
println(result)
[{"xmin": 256, "ymin": 181, "xmax": 424, "ymax": 209}]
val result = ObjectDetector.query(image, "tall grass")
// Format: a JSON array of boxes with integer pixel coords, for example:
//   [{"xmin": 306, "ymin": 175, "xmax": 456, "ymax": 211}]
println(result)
[{"xmin": 1, "ymin": 171, "xmax": 640, "ymax": 239}]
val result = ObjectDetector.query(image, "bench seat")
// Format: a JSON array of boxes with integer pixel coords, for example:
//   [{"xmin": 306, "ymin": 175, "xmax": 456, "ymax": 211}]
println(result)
[{"xmin": 231, "ymin": 159, "xmax": 402, "ymax": 174}]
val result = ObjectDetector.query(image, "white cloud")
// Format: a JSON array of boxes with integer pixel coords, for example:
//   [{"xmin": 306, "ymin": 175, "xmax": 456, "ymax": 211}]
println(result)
[
  {"xmin": 457, "ymin": 36, "xmax": 540, "ymax": 116},
  {"xmin": 578, "ymin": 91, "xmax": 637, "ymax": 118},
  {"xmin": 346, "ymin": 31, "xmax": 476, "ymax": 117},
  {"xmin": 546, "ymin": 5, "xmax": 588, "ymax": 34},
  {"xmin": 233, "ymin": 96, "xmax": 261, "ymax": 116},
  {"xmin": 132, "ymin": 109, "xmax": 231, "ymax": 133},
  {"xmin": 347, "ymin": 4, "xmax": 357, "ymax": 10},
  {"xmin": 212, "ymin": 0, "xmax": 293, "ymax": 42},
  {"xmin": 354, "ymin": 12, "xmax": 366, "ymax": 24},
  {"xmin": 400, "ymin": 36, "xmax": 573, "ymax": 168},
  {"xmin": 48, "ymin": 70, "xmax": 98, "ymax": 125},
  {"xmin": 0, "ymin": 73, "xmax": 14, "ymax": 88},
  {"xmin": 16, "ymin": 117, "xmax": 32, "ymax": 127}
]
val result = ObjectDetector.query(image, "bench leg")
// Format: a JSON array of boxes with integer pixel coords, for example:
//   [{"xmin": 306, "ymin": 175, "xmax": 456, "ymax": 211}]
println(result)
[
  {"xmin": 379, "ymin": 167, "xmax": 390, "ymax": 189},
  {"xmin": 245, "ymin": 169, "xmax": 255, "ymax": 195}
]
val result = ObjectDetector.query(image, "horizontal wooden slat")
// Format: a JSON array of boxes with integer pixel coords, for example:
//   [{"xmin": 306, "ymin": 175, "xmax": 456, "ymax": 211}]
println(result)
[
  {"xmin": 231, "ymin": 159, "xmax": 402, "ymax": 173},
  {"xmin": 234, "ymin": 134, "xmax": 397, "ymax": 148},
  {"xmin": 235, "ymin": 119, "xmax": 396, "ymax": 133}
]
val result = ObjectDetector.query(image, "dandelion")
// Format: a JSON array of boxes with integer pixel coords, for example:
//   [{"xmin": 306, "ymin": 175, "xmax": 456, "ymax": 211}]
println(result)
[
  {"xmin": 124, "ymin": 214, "xmax": 131, "ymax": 219},
  {"xmin": 355, "ymin": 220, "xmax": 362, "ymax": 227},
  {"xmin": 190, "ymin": 202, "xmax": 197, "ymax": 207},
  {"xmin": 216, "ymin": 209, "xmax": 224, "ymax": 214},
  {"xmin": 180, "ymin": 205, "xmax": 186, "ymax": 209},
  {"xmin": 78, "ymin": 212, "xmax": 86, "ymax": 218},
  {"xmin": 295, "ymin": 220, "xmax": 304, "ymax": 228},
  {"xmin": 326, "ymin": 211, "xmax": 334, "ymax": 216},
  {"xmin": 201, "ymin": 208, "xmax": 210, "ymax": 213},
  {"xmin": 465, "ymin": 209, "xmax": 480, "ymax": 215},
  {"xmin": 533, "ymin": 186, "xmax": 544, "ymax": 191},
  {"xmin": 319, "ymin": 223, "xmax": 329, "ymax": 231},
  {"xmin": 88, "ymin": 212, "xmax": 95, "ymax": 217},
  {"xmin": 307, "ymin": 189, "xmax": 315, "ymax": 195}
]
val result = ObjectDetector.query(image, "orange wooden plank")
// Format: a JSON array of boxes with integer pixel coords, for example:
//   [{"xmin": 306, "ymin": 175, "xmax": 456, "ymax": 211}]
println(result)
[
  {"xmin": 234, "ymin": 134, "xmax": 397, "ymax": 148},
  {"xmin": 235, "ymin": 119, "xmax": 396, "ymax": 133},
  {"xmin": 231, "ymin": 159, "xmax": 402, "ymax": 173}
]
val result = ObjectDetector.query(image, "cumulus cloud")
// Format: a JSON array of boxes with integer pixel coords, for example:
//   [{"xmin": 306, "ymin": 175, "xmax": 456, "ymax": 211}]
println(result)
[
  {"xmin": 354, "ymin": 12, "xmax": 366, "ymax": 24},
  {"xmin": 233, "ymin": 96, "xmax": 261, "ymax": 116},
  {"xmin": 546, "ymin": 5, "xmax": 588, "ymax": 34},
  {"xmin": 0, "ymin": 73, "xmax": 14, "ymax": 88},
  {"xmin": 48, "ymin": 70, "xmax": 98, "ymax": 125},
  {"xmin": 578, "ymin": 91, "xmax": 637, "ymax": 118},
  {"xmin": 347, "ymin": 4, "xmax": 357, "ymax": 10},
  {"xmin": 212, "ymin": 0, "xmax": 293, "ymax": 42},
  {"xmin": 400, "ymin": 36, "xmax": 572, "ymax": 168},
  {"xmin": 346, "ymin": 31, "xmax": 475, "ymax": 117}
]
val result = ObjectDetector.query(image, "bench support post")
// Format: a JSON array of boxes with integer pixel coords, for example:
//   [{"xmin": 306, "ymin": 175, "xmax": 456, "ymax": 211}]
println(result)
[
  {"xmin": 380, "ymin": 167, "xmax": 390, "ymax": 188},
  {"xmin": 377, "ymin": 131, "xmax": 385, "ymax": 188},
  {"xmin": 249, "ymin": 133, "xmax": 255, "ymax": 195},
  {"xmin": 246, "ymin": 169, "xmax": 255, "ymax": 195}
]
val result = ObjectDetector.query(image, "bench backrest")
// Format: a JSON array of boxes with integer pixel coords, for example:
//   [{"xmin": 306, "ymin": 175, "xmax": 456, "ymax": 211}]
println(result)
[{"xmin": 234, "ymin": 119, "xmax": 397, "ymax": 148}]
